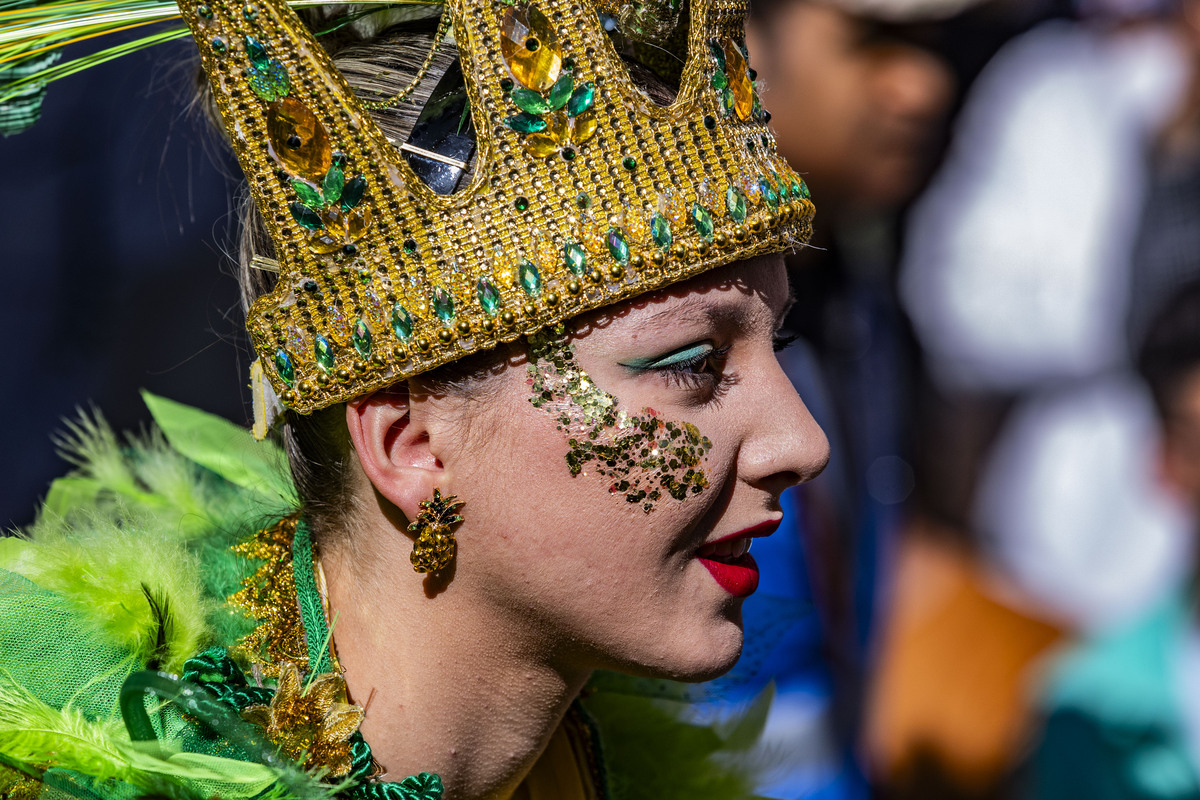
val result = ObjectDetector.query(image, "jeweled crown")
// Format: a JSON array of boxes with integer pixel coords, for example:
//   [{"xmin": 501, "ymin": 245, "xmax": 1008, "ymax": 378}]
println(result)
[{"xmin": 182, "ymin": 0, "xmax": 814, "ymax": 413}]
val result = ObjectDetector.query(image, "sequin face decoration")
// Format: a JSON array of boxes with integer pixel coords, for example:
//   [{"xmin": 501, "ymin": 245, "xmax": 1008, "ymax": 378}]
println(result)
[{"xmin": 527, "ymin": 326, "xmax": 712, "ymax": 512}]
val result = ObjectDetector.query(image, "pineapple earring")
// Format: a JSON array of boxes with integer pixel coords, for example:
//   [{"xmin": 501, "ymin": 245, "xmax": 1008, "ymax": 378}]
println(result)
[{"xmin": 409, "ymin": 489, "xmax": 465, "ymax": 573}]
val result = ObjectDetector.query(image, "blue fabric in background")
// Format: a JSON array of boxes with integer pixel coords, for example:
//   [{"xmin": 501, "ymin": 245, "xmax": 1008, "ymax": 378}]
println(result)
[{"xmin": 698, "ymin": 485, "xmax": 868, "ymax": 799}]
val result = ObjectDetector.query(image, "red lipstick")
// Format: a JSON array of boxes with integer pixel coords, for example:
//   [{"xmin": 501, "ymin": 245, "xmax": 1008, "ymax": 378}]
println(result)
[{"xmin": 695, "ymin": 519, "xmax": 780, "ymax": 598}]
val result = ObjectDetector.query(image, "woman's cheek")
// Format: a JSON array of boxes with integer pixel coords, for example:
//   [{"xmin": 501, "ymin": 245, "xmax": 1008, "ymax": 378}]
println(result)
[{"xmin": 525, "ymin": 326, "xmax": 713, "ymax": 514}]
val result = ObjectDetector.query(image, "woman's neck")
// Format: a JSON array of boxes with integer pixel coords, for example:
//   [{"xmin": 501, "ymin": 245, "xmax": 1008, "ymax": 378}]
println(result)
[{"xmin": 322, "ymin": 538, "xmax": 590, "ymax": 800}]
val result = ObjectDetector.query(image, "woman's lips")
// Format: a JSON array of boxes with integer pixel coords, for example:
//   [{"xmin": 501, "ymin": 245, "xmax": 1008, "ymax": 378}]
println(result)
[
  {"xmin": 694, "ymin": 519, "xmax": 779, "ymax": 598},
  {"xmin": 697, "ymin": 552, "xmax": 759, "ymax": 598}
]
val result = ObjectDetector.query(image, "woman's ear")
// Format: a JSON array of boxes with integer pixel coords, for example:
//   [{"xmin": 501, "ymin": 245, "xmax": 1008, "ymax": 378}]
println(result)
[{"xmin": 345, "ymin": 386, "xmax": 442, "ymax": 520}]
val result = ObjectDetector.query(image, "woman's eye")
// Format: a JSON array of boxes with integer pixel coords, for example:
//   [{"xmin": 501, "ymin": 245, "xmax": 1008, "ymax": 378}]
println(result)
[{"xmin": 621, "ymin": 343, "xmax": 732, "ymax": 392}]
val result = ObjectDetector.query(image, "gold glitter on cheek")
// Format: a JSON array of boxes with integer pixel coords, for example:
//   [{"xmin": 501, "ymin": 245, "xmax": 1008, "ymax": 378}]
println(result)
[{"xmin": 527, "ymin": 325, "xmax": 712, "ymax": 513}]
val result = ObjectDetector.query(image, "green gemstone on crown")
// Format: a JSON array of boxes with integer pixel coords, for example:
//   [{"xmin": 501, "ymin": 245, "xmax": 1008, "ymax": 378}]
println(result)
[
  {"xmin": 477, "ymin": 277, "xmax": 502, "ymax": 316},
  {"xmin": 244, "ymin": 35, "xmax": 269, "ymax": 68},
  {"xmin": 607, "ymin": 228, "xmax": 630, "ymax": 265},
  {"xmin": 650, "ymin": 212, "xmax": 672, "ymax": 248},
  {"xmin": 567, "ymin": 83, "xmax": 595, "ymax": 117},
  {"xmin": 689, "ymin": 203, "xmax": 714, "ymax": 241},
  {"xmin": 314, "ymin": 335, "xmax": 335, "ymax": 371},
  {"xmin": 547, "ymin": 73, "xmax": 574, "ymax": 110},
  {"xmin": 511, "ymin": 87, "xmax": 551, "ymax": 115},
  {"xmin": 433, "ymin": 287, "xmax": 455, "ymax": 323},
  {"xmin": 275, "ymin": 349, "xmax": 295, "ymax": 386},
  {"xmin": 564, "ymin": 242, "xmax": 587, "ymax": 275},
  {"xmin": 248, "ymin": 60, "xmax": 289, "ymax": 102},
  {"xmin": 711, "ymin": 71, "xmax": 728, "ymax": 90},
  {"xmin": 391, "ymin": 303, "xmax": 414, "ymax": 340},
  {"xmin": 351, "ymin": 319, "xmax": 372, "ymax": 357},
  {"xmin": 519, "ymin": 260, "xmax": 543, "ymax": 296},
  {"xmin": 760, "ymin": 178, "xmax": 779, "ymax": 209},
  {"xmin": 725, "ymin": 186, "xmax": 747, "ymax": 222},
  {"xmin": 504, "ymin": 112, "xmax": 547, "ymax": 134},
  {"xmin": 708, "ymin": 40, "xmax": 726, "ymax": 69},
  {"xmin": 798, "ymin": 179, "xmax": 810, "ymax": 199}
]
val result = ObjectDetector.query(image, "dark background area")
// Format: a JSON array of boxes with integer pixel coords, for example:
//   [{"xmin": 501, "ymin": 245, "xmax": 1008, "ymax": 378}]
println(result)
[{"xmin": 0, "ymin": 37, "xmax": 248, "ymax": 529}]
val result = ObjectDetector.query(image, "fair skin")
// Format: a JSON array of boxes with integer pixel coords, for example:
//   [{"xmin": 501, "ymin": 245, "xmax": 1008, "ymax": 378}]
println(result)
[{"xmin": 322, "ymin": 253, "xmax": 830, "ymax": 800}]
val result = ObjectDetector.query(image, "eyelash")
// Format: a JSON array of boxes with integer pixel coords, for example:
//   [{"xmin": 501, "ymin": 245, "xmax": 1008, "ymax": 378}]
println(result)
[
  {"xmin": 773, "ymin": 332, "xmax": 800, "ymax": 353},
  {"xmin": 656, "ymin": 344, "xmax": 733, "ymax": 395},
  {"xmin": 636, "ymin": 330, "xmax": 798, "ymax": 398}
]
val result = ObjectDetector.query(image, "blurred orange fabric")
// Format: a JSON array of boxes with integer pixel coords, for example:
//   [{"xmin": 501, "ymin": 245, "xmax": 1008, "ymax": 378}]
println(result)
[{"xmin": 866, "ymin": 525, "xmax": 1065, "ymax": 794}]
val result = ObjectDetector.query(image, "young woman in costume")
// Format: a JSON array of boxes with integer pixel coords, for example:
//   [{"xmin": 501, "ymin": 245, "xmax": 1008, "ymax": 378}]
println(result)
[{"xmin": 0, "ymin": 0, "xmax": 823, "ymax": 796}]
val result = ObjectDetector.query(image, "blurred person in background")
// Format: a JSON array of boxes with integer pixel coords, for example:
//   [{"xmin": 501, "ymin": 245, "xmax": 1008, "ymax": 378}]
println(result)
[
  {"xmin": 1029, "ymin": 280, "xmax": 1200, "ymax": 799},
  {"xmin": 740, "ymin": 1, "xmax": 965, "ymax": 797},
  {"xmin": 902, "ymin": 0, "xmax": 1197, "ymax": 627},
  {"xmin": 882, "ymin": 0, "xmax": 1200, "ymax": 796}
]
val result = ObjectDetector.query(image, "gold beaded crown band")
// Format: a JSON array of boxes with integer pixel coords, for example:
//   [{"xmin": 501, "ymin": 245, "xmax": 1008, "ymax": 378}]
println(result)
[{"xmin": 182, "ymin": 0, "xmax": 815, "ymax": 413}]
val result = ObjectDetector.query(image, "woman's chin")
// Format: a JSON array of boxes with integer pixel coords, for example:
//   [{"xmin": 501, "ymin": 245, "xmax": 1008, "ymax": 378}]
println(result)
[{"xmin": 631, "ymin": 620, "xmax": 746, "ymax": 683}]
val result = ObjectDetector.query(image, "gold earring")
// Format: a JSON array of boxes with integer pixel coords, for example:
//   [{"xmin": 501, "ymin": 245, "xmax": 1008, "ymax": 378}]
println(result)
[{"xmin": 408, "ymin": 489, "xmax": 464, "ymax": 574}]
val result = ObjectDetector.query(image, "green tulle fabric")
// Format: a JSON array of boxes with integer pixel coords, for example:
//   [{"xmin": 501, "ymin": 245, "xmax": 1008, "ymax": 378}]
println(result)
[{"xmin": 0, "ymin": 393, "xmax": 770, "ymax": 800}]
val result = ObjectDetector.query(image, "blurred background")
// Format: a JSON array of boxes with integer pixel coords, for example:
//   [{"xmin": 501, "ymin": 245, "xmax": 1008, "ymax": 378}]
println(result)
[{"xmin": 7, "ymin": 0, "xmax": 1200, "ymax": 795}]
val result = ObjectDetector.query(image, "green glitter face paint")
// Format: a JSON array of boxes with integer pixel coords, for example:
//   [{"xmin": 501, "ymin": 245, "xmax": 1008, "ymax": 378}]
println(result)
[{"xmin": 527, "ymin": 325, "xmax": 713, "ymax": 513}]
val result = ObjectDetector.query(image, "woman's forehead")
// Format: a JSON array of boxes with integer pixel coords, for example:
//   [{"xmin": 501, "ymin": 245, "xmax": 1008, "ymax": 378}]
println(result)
[{"xmin": 572, "ymin": 254, "xmax": 788, "ymax": 340}]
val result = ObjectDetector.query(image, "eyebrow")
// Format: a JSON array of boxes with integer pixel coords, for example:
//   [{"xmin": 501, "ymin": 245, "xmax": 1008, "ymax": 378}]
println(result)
[{"xmin": 630, "ymin": 293, "xmax": 767, "ymax": 335}]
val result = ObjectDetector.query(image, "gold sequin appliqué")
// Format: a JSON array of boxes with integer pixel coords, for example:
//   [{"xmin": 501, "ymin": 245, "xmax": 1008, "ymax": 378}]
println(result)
[
  {"xmin": 228, "ymin": 515, "xmax": 310, "ymax": 677},
  {"xmin": 528, "ymin": 326, "xmax": 711, "ymax": 512}
]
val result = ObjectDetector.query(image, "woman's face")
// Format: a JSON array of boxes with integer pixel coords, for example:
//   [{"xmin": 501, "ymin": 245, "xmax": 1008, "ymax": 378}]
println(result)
[{"xmin": 422, "ymin": 253, "xmax": 829, "ymax": 681}]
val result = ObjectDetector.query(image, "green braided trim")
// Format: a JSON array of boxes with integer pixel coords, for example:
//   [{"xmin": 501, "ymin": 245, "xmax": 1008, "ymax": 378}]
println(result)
[{"xmin": 292, "ymin": 520, "xmax": 334, "ymax": 675}]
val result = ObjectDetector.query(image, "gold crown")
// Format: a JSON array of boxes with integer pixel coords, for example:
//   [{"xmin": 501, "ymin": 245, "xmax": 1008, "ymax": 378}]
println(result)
[{"xmin": 182, "ymin": 0, "xmax": 815, "ymax": 413}]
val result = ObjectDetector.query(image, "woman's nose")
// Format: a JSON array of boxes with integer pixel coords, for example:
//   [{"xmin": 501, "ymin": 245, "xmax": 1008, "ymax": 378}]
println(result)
[{"xmin": 742, "ymin": 358, "xmax": 831, "ymax": 492}]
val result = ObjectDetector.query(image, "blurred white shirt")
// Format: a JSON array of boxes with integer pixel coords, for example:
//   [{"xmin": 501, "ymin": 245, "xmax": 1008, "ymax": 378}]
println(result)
[{"xmin": 901, "ymin": 21, "xmax": 1187, "ymax": 391}]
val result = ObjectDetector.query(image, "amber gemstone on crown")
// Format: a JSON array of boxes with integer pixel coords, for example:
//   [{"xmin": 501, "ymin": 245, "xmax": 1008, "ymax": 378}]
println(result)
[
  {"xmin": 266, "ymin": 97, "xmax": 331, "ymax": 182},
  {"xmin": 722, "ymin": 41, "xmax": 754, "ymax": 122},
  {"xmin": 500, "ymin": 5, "xmax": 562, "ymax": 92}
]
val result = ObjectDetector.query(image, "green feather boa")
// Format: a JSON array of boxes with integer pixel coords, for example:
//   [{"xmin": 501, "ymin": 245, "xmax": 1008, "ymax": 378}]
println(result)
[{"xmin": 0, "ymin": 393, "xmax": 771, "ymax": 800}]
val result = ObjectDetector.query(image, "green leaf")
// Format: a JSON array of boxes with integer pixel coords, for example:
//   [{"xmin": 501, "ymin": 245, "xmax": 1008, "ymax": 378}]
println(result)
[
  {"xmin": 457, "ymin": 100, "xmax": 472, "ymax": 135},
  {"xmin": 322, "ymin": 164, "xmax": 344, "ymax": 205},
  {"xmin": 40, "ymin": 476, "xmax": 105, "ymax": 518},
  {"xmin": 510, "ymin": 87, "xmax": 550, "ymax": 114},
  {"xmin": 290, "ymin": 179, "xmax": 322, "ymax": 209},
  {"xmin": 141, "ymin": 391, "xmax": 294, "ymax": 503},
  {"xmin": 288, "ymin": 202, "xmax": 323, "ymax": 230}
]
